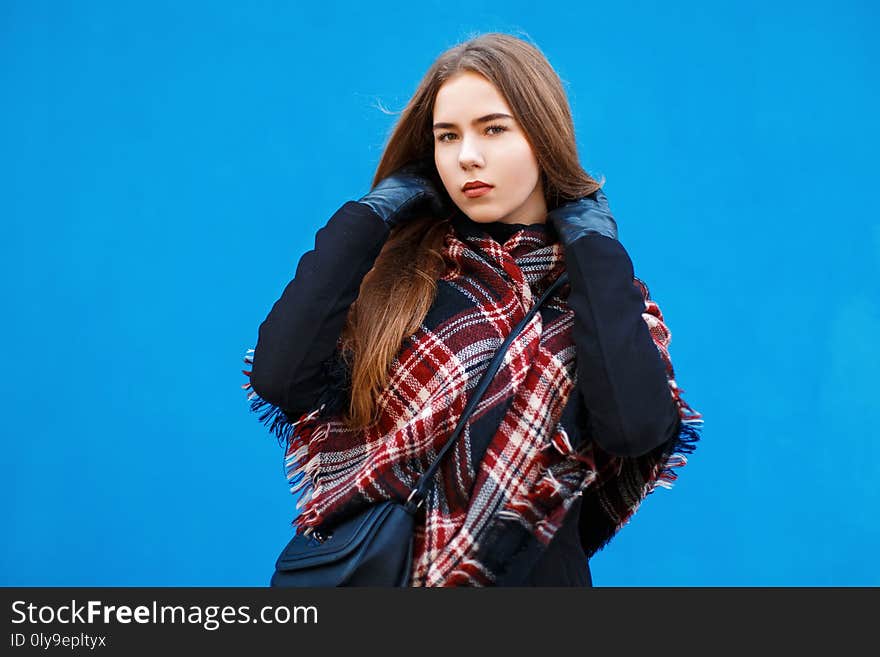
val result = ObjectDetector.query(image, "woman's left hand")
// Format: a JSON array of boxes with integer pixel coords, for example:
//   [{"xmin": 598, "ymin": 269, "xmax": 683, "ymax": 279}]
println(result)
[{"xmin": 547, "ymin": 187, "xmax": 619, "ymax": 245}]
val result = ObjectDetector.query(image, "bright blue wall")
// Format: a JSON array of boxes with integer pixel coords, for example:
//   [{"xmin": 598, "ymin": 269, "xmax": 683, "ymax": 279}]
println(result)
[{"xmin": 2, "ymin": 0, "xmax": 876, "ymax": 586}]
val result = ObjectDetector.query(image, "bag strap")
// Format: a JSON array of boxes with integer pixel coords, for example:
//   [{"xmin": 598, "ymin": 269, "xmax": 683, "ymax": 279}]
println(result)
[{"xmin": 404, "ymin": 271, "xmax": 570, "ymax": 513}]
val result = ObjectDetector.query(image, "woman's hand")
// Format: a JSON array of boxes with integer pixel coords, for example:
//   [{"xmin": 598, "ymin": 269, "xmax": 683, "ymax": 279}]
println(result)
[
  {"xmin": 547, "ymin": 187, "xmax": 619, "ymax": 245},
  {"xmin": 358, "ymin": 158, "xmax": 449, "ymax": 228}
]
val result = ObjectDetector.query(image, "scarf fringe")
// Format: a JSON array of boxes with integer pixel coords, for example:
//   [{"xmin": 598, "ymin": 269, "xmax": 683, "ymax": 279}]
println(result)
[
  {"xmin": 241, "ymin": 347, "xmax": 328, "ymax": 537},
  {"xmin": 652, "ymin": 414, "xmax": 703, "ymax": 492},
  {"xmin": 286, "ymin": 420, "xmax": 330, "ymax": 536},
  {"xmin": 241, "ymin": 348, "xmax": 300, "ymax": 447},
  {"xmin": 578, "ymin": 382, "xmax": 703, "ymax": 561},
  {"xmin": 651, "ymin": 381, "xmax": 704, "ymax": 493}
]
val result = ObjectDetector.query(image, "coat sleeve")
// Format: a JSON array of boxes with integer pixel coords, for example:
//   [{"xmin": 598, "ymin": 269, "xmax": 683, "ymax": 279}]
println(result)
[
  {"xmin": 564, "ymin": 234, "xmax": 704, "ymax": 558},
  {"xmin": 241, "ymin": 201, "xmax": 390, "ymax": 438},
  {"xmin": 563, "ymin": 232, "xmax": 682, "ymax": 458}
]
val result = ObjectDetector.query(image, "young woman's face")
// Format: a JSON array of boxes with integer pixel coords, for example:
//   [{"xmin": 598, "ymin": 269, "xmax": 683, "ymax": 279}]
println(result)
[{"xmin": 432, "ymin": 71, "xmax": 547, "ymax": 225}]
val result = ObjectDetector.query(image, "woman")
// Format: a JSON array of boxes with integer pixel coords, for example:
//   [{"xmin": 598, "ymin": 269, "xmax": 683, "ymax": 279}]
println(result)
[{"xmin": 241, "ymin": 33, "xmax": 702, "ymax": 586}]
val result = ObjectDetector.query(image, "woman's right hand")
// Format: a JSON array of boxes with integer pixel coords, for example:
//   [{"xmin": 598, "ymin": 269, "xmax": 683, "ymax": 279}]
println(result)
[{"xmin": 357, "ymin": 158, "xmax": 449, "ymax": 228}]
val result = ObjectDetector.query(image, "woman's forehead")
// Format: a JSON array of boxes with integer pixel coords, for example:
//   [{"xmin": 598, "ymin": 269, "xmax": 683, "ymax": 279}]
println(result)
[{"xmin": 433, "ymin": 71, "xmax": 512, "ymax": 121}]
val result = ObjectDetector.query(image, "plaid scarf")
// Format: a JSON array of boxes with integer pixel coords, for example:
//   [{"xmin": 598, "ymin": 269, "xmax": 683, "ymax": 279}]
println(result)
[{"xmin": 242, "ymin": 212, "xmax": 702, "ymax": 586}]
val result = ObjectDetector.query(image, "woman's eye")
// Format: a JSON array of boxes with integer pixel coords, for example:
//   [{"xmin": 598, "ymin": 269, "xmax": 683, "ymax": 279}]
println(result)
[{"xmin": 437, "ymin": 124, "xmax": 508, "ymax": 142}]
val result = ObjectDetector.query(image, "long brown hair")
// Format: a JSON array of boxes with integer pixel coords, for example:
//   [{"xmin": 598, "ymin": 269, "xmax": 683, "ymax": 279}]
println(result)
[{"xmin": 339, "ymin": 32, "xmax": 604, "ymax": 429}]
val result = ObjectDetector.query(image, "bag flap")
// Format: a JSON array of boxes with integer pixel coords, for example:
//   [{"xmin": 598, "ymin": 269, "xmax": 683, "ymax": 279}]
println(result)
[{"xmin": 275, "ymin": 501, "xmax": 399, "ymax": 569}]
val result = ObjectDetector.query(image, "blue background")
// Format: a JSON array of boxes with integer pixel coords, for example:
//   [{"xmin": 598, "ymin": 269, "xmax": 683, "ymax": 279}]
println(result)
[{"xmin": 2, "ymin": 0, "xmax": 877, "ymax": 586}]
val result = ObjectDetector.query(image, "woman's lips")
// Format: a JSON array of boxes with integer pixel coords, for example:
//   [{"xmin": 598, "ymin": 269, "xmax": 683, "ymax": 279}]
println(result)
[{"xmin": 463, "ymin": 185, "xmax": 493, "ymax": 198}]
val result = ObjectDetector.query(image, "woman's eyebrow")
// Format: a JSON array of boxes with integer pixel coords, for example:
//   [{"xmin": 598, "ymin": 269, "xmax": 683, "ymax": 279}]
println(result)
[{"xmin": 432, "ymin": 113, "xmax": 513, "ymax": 130}]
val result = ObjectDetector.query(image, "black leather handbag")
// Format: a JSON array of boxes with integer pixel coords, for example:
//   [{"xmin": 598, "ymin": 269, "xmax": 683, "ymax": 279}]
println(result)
[{"xmin": 270, "ymin": 272, "xmax": 570, "ymax": 587}]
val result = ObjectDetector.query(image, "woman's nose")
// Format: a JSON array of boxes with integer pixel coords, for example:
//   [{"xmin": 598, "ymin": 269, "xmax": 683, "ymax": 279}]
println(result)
[{"xmin": 458, "ymin": 136, "xmax": 485, "ymax": 169}]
